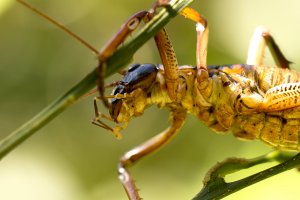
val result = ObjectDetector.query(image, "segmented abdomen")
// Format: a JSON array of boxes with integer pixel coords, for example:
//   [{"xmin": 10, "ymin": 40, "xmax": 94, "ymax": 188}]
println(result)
[
  {"xmin": 205, "ymin": 65, "xmax": 300, "ymax": 151},
  {"xmin": 234, "ymin": 65, "xmax": 300, "ymax": 151},
  {"xmin": 233, "ymin": 109, "xmax": 300, "ymax": 151}
]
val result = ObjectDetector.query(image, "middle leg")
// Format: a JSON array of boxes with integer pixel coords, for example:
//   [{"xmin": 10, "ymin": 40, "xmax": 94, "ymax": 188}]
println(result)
[
  {"xmin": 118, "ymin": 110, "xmax": 186, "ymax": 200},
  {"xmin": 180, "ymin": 7, "xmax": 210, "ymax": 91},
  {"xmin": 246, "ymin": 26, "xmax": 291, "ymax": 68}
]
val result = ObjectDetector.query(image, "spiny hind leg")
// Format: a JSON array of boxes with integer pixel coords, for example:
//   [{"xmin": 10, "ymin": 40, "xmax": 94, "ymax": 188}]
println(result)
[
  {"xmin": 246, "ymin": 26, "xmax": 291, "ymax": 68},
  {"xmin": 239, "ymin": 82, "xmax": 300, "ymax": 112},
  {"xmin": 236, "ymin": 82, "xmax": 300, "ymax": 113},
  {"xmin": 118, "ymin": 111, "xmax": 186, "ymax": 200},
  {"xmin": 259, "ymin": 82, "xmax": 300, "ymax": 111}
]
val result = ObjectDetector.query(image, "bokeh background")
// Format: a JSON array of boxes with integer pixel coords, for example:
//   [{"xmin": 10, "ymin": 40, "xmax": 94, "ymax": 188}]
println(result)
[{"xmin": 1, "ymin": 0, "xmax": 300, "ymax": 199}]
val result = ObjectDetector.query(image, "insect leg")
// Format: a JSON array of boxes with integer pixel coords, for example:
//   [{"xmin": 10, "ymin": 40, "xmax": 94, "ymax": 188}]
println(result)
[
  {"xmin": 92, "ymin": 97, "xmax": 123, "ymax": 139},
  {"xmin": 118, "ymin": 110, "xmax": 186, "ymax": 200},
  {"xmin": 180, "ymin": 8, "xmax": 210, "ymax": 91},
  {"xmin": 180, "ymin": 8, "xmax": 208, "ymax": 70},
  {"xmin": 152, "ymin": 28, "xmax": 179, "ymax": 101},
  {"xmin": 143, "ymin": 2, "xmax": 180, "ymax": 101},
  {"xmin": 246, "ymin": 26, "xmax": 291, "ymax": 68}
]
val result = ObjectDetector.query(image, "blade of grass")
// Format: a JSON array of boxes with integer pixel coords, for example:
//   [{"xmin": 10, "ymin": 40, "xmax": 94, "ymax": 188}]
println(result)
[{"xmin": 193, "ymin": 151, "xmax": 300, "ymax": 200}]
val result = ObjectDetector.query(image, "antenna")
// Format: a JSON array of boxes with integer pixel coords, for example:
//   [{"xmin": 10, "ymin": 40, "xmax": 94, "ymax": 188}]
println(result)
[{"xmin": 16, "ymin": 0, "xmax": 100, "ymax": 55}]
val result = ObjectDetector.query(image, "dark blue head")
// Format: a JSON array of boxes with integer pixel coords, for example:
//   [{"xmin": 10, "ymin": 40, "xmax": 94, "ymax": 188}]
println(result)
[{"xmin": 109, "ymin": 63, "xmax": 158, "ymax": 122}]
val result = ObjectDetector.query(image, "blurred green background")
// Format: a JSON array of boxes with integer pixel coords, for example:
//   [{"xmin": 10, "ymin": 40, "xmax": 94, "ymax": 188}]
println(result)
[{"xmin": 1, "ymin": 0, "xmax": 300, "ymax": 199}]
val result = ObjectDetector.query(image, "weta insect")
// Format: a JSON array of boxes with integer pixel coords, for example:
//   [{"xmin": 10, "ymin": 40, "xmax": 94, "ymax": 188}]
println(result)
[
  {"xmin": 13, "ymin": 0, "xmax": 300, "ymax": 199},
  {"xmin": 95, "ymin": 3, "xmax": 300, "ymax": 199}
]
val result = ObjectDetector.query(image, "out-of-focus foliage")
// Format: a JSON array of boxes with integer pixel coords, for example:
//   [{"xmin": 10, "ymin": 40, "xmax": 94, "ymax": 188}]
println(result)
[
  {"xmin": 0, "ymin": 0, "xmax": 300, "ymax": 199},
  {"xmin": 0, "ymin": 0, "xmax": 13, "ymax": 16}
]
